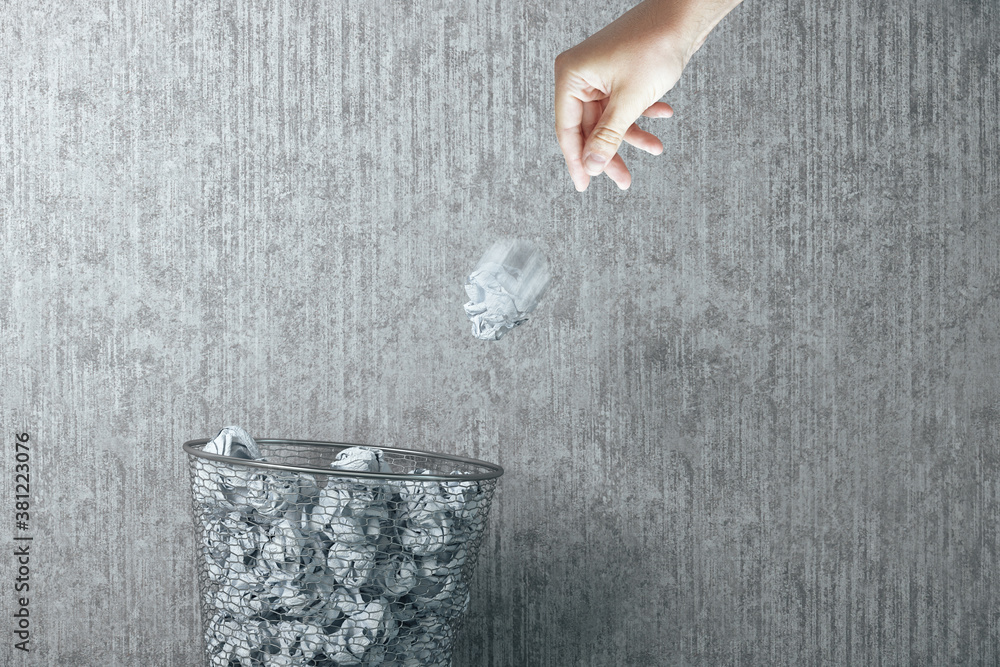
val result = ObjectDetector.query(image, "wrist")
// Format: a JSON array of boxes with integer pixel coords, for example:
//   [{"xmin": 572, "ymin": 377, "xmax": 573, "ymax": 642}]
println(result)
[{"xmin": 641, "ymin": 0, "xmax": 742, "ymax": 67}]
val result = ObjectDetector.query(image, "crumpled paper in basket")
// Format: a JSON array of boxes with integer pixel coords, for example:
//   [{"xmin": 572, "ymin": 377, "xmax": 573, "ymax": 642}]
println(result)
[
  {"xmin": 193, "ymin": 432, "xmax": 489, "ymax": 666},
  {"xmin": 205, "ymin": 425, "xmax": 261, "ymax": 459}
]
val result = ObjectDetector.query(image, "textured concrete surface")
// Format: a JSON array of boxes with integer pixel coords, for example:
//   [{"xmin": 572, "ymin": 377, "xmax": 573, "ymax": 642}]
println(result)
[{"xmin": 1, "ymin": 0, "xmax": 999, "ymax": 665}]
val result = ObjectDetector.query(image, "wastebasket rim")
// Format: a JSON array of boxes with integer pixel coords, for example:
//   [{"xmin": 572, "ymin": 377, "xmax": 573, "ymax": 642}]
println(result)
[{"xmin": 183, "ymin": 437, "xmax": 504, "ymax": 482}]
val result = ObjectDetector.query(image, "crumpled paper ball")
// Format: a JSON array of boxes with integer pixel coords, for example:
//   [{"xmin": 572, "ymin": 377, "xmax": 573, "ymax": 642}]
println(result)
[{"xmin": 463, "ymin": 239, "xmax": 551, "ymax": 341}]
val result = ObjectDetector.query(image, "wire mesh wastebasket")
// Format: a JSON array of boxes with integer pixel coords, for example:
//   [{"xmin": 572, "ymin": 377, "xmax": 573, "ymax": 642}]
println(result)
[{"xmin": 185, "ymin": 436, "xmax": 503, "ymax": 667}]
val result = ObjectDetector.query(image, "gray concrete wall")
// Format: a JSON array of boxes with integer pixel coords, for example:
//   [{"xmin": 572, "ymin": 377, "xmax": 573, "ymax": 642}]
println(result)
[{"xmin": 2, "ymin": 0, "xmax": 999, "ymax": 665}]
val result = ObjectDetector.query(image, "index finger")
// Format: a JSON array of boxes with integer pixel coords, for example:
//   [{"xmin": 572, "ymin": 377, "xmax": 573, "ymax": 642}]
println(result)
[{"xmin": 554, "ymin": 86, "xmax": 590, "ymax": 192}]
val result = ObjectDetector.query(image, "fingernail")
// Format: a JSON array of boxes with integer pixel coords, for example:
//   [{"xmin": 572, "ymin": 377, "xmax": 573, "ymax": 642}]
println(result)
[{"xmin": 583, "ymin": 153, "xmax": 606, "ymax": 175}]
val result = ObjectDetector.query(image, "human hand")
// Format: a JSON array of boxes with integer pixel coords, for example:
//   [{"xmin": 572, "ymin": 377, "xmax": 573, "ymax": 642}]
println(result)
[{"xmin": 555, "ymin": 0, "xmax": 742, "ymax": 191}]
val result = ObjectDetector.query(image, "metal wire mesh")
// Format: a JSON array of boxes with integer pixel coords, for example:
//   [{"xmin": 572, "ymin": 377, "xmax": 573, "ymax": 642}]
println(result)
[{"xmin": 185, "ymin": 439, "xmax": 501, "ymax": 667}]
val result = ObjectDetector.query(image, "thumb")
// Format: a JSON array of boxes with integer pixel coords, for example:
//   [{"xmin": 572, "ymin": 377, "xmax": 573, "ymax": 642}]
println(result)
[{"xmin": 581, "ymin": 95, "xmax": 647, "ymax": 176}]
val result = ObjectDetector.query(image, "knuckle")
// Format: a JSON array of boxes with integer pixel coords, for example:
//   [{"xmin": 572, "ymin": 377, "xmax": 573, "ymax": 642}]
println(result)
[
  {"xmin": 590, "ymin": 126, "xmax": 624, "ymax": 148},
  {"xmin": 554, "ymin": 48, "xmax": 579, "ymax": 75}
]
